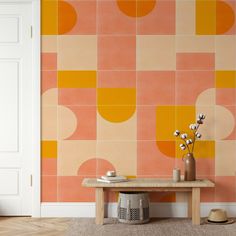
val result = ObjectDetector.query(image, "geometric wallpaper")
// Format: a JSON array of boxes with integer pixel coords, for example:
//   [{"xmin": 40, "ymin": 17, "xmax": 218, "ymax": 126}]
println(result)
[{"xmin": 41, "ymin": 0, "xmax": 236, "ymax": 203}]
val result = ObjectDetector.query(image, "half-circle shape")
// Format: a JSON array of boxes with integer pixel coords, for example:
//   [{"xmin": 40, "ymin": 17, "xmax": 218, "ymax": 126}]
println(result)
[
  {"xmin": 196, "ymin": 88, "xmax": 215, "ymax": 106},
  {"xmin": 97, "ymin": 88, "xmax": 136, "ymax": 123},
  {"xmin": 117, "ymin": 0, "xmax": 156, "ymax": 18},
  {"xmin": 77, "ymin": 158, "xmax": 116, "ymax": 176},
  {"xmin": 216, "ymin": 0, "xmax": 235, "ymax": 34},
  {"xmin": 215, "ymin": 105, "xmax": 235, "ymax": 140},
  {"xmin": 195, "ymin": 0, "xmax": 235, "ymax": 35},
  {"xmin": 98, "ymin": 106, "xmax": 136, "ymax": 123},
  {"xmin": 58, "ymin": 106, "xmax": 77, "ymax": 140},
  {"xmin": 156, "ymin": 141, "xmax": 176, "ymax": 158},
  {"xmin": 58, "ymin": 1, "xmax": 77, "ymax": 34}
]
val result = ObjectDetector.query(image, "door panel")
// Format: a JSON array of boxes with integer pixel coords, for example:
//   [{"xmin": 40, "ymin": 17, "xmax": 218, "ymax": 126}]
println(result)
[
  {"xmin": 0, "ymin": 17, "xmax": 19, "ymax": 43},
  {"xmin": 0, "ymin": 61, "xmax": 19, "ymax": 152},
  {"xmin": 0, "ymin": 3, "xmax": 32, "ymax": 215},
  {"xmin": 0, "ymin": 170, "xmax": 19, "ymax": 195}
]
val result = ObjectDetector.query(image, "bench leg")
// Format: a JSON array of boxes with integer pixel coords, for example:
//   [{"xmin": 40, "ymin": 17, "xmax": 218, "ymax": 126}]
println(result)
[
  {"xmin": 187, "ymin": 191, "xmax": 192, "ymax": 218},
  {"xmin": 96, "ymin": 188, "xmax": 104, "ymax": 225},
  {"xmin": 192, "ymin": 187, "xmax": 200, "ymax": 225}
]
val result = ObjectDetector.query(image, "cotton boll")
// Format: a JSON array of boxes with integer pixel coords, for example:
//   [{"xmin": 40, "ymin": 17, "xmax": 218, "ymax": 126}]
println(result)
[
  {"xmin": 181, "ymin": 133, "xmax": 187, "ymax": 139},
  {"xmin": 189, "ymin": 124, "xmax": 197, "ymax": 130},
  {"xmin": 196, "ymin": 132, "xmax": 202, "ymax": 138},
  {"xmin": 180, "ymin": 143, "xmax": 186, "ymax": 150},
  {"xmin": 173, "ymin": 130, "xmax": 180, "ymax": 136},
  {"xmin": 189, "ymin": 124, "xmax": 193, "ymax": 129},
  {"xmin": 186, "ymin": 139, "xmax": 193, "ymax": 145},
  {"xmin": 198, "ymin": 113, "xmax": 206, "ymax": 119}
]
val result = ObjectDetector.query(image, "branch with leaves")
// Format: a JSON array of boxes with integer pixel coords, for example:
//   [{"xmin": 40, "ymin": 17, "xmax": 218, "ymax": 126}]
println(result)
[{"xmin": 173, "ymin": 113, "xmax": 206, "ymax": 154}]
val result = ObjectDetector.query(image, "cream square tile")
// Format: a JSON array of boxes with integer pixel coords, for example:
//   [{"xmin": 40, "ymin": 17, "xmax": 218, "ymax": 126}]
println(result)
[
  {"xmin": 97, "ymin": 141, "xmax": 137, "ymax": 176},
  {"xmin": 176, "ymin": 0, "xmax": 195, "ymax": 35},
  {"xmin": 42, "ymin": 36, "xmax": 57, "ymax": 53},
  {"xmin": 58, "ymin": 140, "xmax": 96, "ymax": 176},
  {"xmin": 42, "ymin": 106, "xmax": 57, "ymax": 140},
  {"xmin": 137, "ymin": 36, "xmax": 175, "ymax": 71},
  {"xmin": 58, "ymin": 35, "xmax": 97, "ymax": 70},
  {"xmin": 176, "ymin": 36, "xmax": 215, "ymax": 52},
  {"xmin": 215, "ymin": 36, "xmax": 236, "ymax": 70},
  {"xmin": 216, "ymin": 141, "xmax": 236, "ymax": 176}
]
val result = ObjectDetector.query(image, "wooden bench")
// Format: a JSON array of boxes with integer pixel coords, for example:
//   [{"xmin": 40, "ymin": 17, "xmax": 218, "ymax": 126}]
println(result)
[{"xmin": 82, "ymin": 178, "xmax": 215, "ymax": 225}]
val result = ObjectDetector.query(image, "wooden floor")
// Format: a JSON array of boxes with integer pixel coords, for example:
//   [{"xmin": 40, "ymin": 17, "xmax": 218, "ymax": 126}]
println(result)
[
  {"xmin": 0, "ymin": 217, "xmax": 71, "ymax": 236},
  {"xmin": 2, "ymin": 217, "xmax": 236, "ymax": 236}
]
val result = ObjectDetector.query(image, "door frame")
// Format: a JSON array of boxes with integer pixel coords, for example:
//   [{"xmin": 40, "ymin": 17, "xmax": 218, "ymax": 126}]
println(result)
[
  {"xmin": 0, "ymin": 0, "xmax": 41, "ymax": 216},
  {"xmin": 31, "ymin": 0, "xmax": 41, "ymax": 217}
]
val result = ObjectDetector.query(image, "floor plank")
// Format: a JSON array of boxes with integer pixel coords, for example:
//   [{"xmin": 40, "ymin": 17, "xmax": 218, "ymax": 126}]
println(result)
[{"xmin": 0, "ymin": 217, "xmax": 71, "ymax": 236}]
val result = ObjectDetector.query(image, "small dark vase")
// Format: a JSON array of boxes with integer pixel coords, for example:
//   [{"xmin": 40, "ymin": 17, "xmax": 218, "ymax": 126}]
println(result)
[{"xmin": 183, "ymin": 153, "xmax": 196, "ymax": 181}]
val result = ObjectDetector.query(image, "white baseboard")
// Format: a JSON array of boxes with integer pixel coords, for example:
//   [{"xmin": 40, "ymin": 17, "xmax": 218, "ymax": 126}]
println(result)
[
  {"xmin": 41, "ymin": 202, "xmax": 236, "ymax": 218},
  {"xmin": 41, "ymin": 203, "xmax": 95, "ymax": 217}
]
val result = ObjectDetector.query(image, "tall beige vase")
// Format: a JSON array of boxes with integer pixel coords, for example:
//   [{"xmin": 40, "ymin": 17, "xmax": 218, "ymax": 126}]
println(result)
[{"xmin": 183, "ymin": 153, "xmax": 196, "ymax": 181}]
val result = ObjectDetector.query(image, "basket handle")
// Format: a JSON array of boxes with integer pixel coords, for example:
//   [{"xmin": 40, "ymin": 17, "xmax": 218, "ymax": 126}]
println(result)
[
  {"xmin": 127, "ymin": 200, "xmax": 131, "ymax": 220},
  {"xmin": 117, "ymin": 198, "xmax": 121, "ymax": 218},
  {"xmin": 139, "ymin": 199, "xmax": 143, "ymax": 220}
]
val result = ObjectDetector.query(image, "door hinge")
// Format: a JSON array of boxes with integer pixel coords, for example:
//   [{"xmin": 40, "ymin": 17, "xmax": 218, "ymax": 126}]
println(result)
[
  {"xmin": 30, "ymin": 174, "xmax": 33, "ymax": 187},
  {"xmin": 30, "ymin": 26, "xmax": 33, "ymax": 38}
]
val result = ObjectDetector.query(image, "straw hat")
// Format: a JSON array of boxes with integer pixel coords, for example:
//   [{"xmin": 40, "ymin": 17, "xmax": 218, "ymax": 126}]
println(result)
[{"xmin": 205, "ymin": 209, "xmax": 234, "ymax": 225}]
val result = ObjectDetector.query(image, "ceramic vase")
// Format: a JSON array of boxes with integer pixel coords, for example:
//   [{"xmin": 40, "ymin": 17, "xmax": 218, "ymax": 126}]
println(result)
[{"xmin": 183, "ymin": 153, "xmax": 196, "ymax": 181}]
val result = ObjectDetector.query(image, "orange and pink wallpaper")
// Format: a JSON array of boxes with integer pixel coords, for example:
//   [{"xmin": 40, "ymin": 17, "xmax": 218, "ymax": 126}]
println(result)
[{"xmin": 41, "ymin": 0, "xmax": 236, "ymax": 203}]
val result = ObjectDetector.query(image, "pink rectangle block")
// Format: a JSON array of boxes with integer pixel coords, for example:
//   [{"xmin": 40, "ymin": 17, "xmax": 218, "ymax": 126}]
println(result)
[
  {"xmin": 58, "ymin": 176, "xmax": 95, "ymax": 202},
  {"xmin": 98, "ymin": 36, "xmax": 136, "ymax": 70},
  {"xmin": 42, "ymin": 158, "xmax": 57, "ymax": 176},
  {"xmin": 42, "ymin": 53, "xmax": 57, "ymax": 71},
  {"xmin": 215, "ymin": 176, "xmax": 236, "ymax": 202},
  {"xmin": 216, "ymin": 88, "xmax": 236, "ymax": 106},
  {"xmin": 137, "ymin": 71, "xmax": 175, "ymax": 105},
  {"xmin": 41, "ymin": 176, "xmax": 57, "ymax": 202},
  {"xmin": 177, "ymin": 53, "xmax": 215, "ymax": 70},
  {"xmin": 59, "ymin": 88, "xmax": 96, "ymax": 105},
  {"xmin": 98, "ymin": 71, "xmax": 136, "ymax": 88},
  {"xmin": 41, "ymin": 71, "xmax": 57, "ymax": 94}
]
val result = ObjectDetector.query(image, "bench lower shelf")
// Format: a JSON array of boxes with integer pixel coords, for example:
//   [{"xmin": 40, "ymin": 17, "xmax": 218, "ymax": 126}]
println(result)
[{"xmin": 82, "ymin": 178, "xmax": 215, "ymax": 226}]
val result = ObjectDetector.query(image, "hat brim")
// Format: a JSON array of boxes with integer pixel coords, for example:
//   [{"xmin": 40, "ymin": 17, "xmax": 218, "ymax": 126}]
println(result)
[{"xmin": 204, "ymin": 218, "xmax": 235, "ymax": 225}]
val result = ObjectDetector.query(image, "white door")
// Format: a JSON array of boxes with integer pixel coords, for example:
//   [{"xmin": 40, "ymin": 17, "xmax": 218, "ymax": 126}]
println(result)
[{"xmin": 0, "ymin": 3, "xmax": 33, "ymax": 215}]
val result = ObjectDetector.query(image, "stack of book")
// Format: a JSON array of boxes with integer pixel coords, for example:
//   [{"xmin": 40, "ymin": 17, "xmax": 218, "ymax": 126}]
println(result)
[{"xmin": 97, "ymin": 175, "xmax": 128, "ymax": 183}]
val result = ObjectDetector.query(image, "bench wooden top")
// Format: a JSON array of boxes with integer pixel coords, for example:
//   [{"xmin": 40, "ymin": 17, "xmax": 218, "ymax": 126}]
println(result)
[{"xmin": 82, "ymin": 178, "xmax": 215, "ymax": 188}]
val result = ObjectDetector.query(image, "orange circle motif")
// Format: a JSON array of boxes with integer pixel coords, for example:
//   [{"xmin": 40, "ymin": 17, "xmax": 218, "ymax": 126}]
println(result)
[
  {"xmin": 216, "ymin": 0, "xmax": 235, "ymax": 34},
  {"xmin": 58, "ymin": 1, "xmax": 77, "ymax": 35},
  {"xmin": 117, "ymin": 0, "xmax": 156, "ymax": 18}
]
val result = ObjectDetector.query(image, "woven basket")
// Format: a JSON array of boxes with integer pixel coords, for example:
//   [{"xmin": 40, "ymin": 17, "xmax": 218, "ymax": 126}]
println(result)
[{"xmin": 117, "ymin": 192, "xmax": 149, "ymax": 224}]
